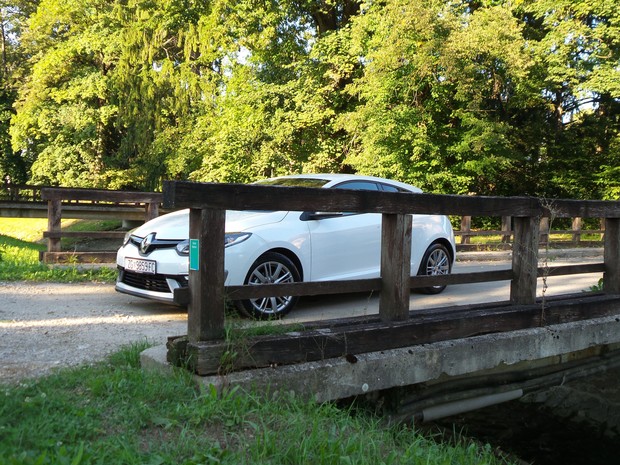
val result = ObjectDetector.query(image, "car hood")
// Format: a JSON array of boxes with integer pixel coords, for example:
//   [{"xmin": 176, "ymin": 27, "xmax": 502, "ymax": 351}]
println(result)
[{"xmin": 129, "ymin": 209, "xmax": 289, "ymax": 240}]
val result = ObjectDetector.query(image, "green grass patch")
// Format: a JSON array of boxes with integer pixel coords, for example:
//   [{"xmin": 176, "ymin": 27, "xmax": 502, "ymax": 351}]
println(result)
[
  {"xmin": 0, "ymin": 344, "xmax": 516, "ymax": 465},
  {"xmin": 0, "ymin": 218, "xmax": 117, "ymax": 283},
  {"xmin": 0, "ymin": 218, "xmax": 49, "ymax": 242}
]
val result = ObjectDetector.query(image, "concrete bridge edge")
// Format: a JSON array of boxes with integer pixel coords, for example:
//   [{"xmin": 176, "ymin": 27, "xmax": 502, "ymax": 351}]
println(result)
[{"xmin": 141, "ymin": 314, "xmax": 620, "ymax": 403}]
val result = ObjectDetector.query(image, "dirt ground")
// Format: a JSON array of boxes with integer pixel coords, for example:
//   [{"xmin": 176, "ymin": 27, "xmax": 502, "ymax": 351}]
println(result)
[{"xmin": 0, "ymin": 281, "xmax": 187, "ymax": 384}]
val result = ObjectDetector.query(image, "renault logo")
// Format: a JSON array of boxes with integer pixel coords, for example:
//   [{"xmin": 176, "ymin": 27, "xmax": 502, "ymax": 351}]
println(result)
[{"xmin": 140, "ymin": 232, "xmax": 157, "ymax": 255}]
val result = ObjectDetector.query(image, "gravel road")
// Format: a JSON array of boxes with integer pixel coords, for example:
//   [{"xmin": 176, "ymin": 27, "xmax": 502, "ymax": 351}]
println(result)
[{"xmin": 0, "ymin": 281, "xmax": 187, "ymax": 384}]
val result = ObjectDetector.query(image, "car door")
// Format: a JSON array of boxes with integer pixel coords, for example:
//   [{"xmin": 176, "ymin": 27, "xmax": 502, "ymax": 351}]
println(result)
[{"xmin": 304, "ymin": 181, "xmax": 382, "ymax": 281}]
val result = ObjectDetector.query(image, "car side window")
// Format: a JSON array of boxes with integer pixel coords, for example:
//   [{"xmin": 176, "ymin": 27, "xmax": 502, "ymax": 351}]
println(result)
[
  {"xmin": 379, "ymin": 183, "xmax": 399, "ymax": 192},
  {"xmin": 329, "ymin": 181, "xmax": 380, "ymax": 217},
  {"xmin": 332, "ymin": 181, "xmax": 380, "ymax": 191}
]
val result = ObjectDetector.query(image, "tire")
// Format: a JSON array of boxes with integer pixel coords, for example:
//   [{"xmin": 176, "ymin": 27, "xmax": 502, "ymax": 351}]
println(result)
[
  {"xmin": 235, "ymin": 252, "xmax": 301, "ymax": 319},
  {"xmin": 417, "ymin": 243, "xmax": 452, "ymax": 294}
]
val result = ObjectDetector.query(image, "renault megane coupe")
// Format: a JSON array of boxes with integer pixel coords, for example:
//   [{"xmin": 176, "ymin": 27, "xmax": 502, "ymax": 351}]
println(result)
[{"xmin": 115, "ymin": 174, "xmax": 456, "ymax": 318}]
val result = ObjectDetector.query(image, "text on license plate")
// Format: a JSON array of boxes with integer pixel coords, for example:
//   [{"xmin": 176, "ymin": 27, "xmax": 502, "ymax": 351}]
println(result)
[{"xmin": 125, "ymin": 258, "xmax": 157, "ymax": 274}]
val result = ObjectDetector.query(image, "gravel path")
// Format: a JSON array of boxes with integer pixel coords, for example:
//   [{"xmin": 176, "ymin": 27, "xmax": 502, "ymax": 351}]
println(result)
[{"xmin": 0, "ymin": 281, "xmax": 187, "ymax": 384}]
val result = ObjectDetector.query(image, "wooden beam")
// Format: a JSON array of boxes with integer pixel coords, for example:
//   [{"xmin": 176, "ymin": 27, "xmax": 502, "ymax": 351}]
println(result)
[
  {"xmin": 501, "ymin": 216, "xmax": 512, "ymax": 243},
  {"xmin": 173, "ymin": 265, "xmax": 607, "ymax": 306},
  {"xmin": 146, "ymin": 200, "xmax": 159, "ymax": 221},
  {"xmin": 460, "ymin": 216, "xmax": 471, "ymax": 244},
  {"xmin": 43, "ymin": 231, "xmax": 126, "ymax": 239},
  {"xmin": 41, "ymin": 187, "xmax": 162, "ymax": 204},
  {"xmin": 511, "ymin": 216, "xmax": 540, "ymax": 305},
  {"xmin": 47, "ymin": 199, "xmax": 62, "ymax": 253},
  {"xmin": 380, "ymin": 214, "xmax": 412, "ymax": 321},
  {"xmin": 177, "ymin": 294, "xmax": 620, "ymax": 375},
  {"xmin": 188, "ymin": 208, "xmax": 226, "ymax": 342},
  {"xmin": 163, "ymin": 181, "xmax": 620, "ymax": 218},
  {"xmin": 604, "ymin": 218, "xmax": 620, "ymax": 294}
]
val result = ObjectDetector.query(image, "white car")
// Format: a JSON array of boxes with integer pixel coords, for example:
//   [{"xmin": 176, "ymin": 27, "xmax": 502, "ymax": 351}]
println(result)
[{"xmin": 116, "ymin": 174, "xmax": 456, "ymax": 318}]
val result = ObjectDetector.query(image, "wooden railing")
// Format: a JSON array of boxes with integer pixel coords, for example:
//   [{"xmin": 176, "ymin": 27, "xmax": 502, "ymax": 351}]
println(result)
[
  {"xmin": 457, "ymin": 215, "xmax": 605, "ymax": 249},
  {"xmin": 0, "ymin": 183, "xmax": 43, "ymax": 202},
  {"xmin": 163, "ymin": 181, "xmax": 620, "ymax": 346},
  {"xmin": 1, "ymin": 184, "xmax": 608, "ymax": 257},
  {"xmin": 40, "ymin": 187, "xmax": 163, "ymax": 263}
]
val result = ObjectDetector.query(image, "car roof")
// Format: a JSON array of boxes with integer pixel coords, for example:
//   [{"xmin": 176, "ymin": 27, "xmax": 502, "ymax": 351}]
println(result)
[{"xmin": 266, "ymin": 173, "xmax": 423, "ymax": 193}]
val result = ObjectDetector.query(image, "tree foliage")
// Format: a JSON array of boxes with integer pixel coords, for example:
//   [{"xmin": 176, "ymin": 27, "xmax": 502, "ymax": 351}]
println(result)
[{"xmin": 1, "ymin": 0, "xmax": 618, "ymax": 199}]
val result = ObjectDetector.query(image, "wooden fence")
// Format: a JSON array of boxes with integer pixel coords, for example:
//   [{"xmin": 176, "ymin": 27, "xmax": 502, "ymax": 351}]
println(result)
[
  {"xmin": 0, "ymin": 183, "xmax": 43, "ymax": 202},
  {"xmin": 40, "ymin": 187, "xmax": 163, "ymax": 263},
  {"xmin": 457, "ymin": 215, "xmax": 605, "ymax": 249},
  {"xmin": 163, "ymin": 181, "xmax": 620, "ymax": 348},
  {"xmin": 1, "ymin": 184, "xmax": 608, "ymax": 261}
]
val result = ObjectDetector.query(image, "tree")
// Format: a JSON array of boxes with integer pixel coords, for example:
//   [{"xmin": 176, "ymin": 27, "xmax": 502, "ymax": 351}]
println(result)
[
  {"xmin": 520, "ymin": 0, "xmax": 620, "ymax": 199},
  {"xmin": 5, "ymin": 0, "xmax": 618, "ymax": 200},
  {"xmin": 10, "ymin": 0, "xmax": 123, "ymax": 187},
  {"xmin": 0, "ymin": 0, "xmax": 38, "ymax": 184},
  {"xmin": 337, "ymin": 1, "xmax": 540, "ymax": 195}
]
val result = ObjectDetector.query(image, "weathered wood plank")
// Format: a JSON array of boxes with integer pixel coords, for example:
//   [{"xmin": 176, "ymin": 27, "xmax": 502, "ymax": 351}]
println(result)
[
  {"xmin": 188, "ymin": 208, "xmax": 226, "ymax": 341},
  {"xmin": 163, "ymin": 181, "xmax": 620, "ymax": 218},
  {"xmin": 175, "ymin": 271, "xmax": 516, "ymax": 306},
  {"xmin": 604, "ymin": 218, "xmax": 620, "ymax": 294},
  {"xmin": 163, "ymin": 182, "xmax": 541, "ymax": 217},
  {"xmin": 538, "ymin": 263, "xmax": 605, "ymax": 277},
  {"xmin": 43, "ymin": 231, "xmax": 126, "ymax": 239},
  {"xmin": 47, "ymin": 199, "xmax": 62, "ymax": 253},
  {"xmin": 174, "ymin": 264, "xmax": 603, "ymax": 306},
  {"xmin": 42, "ymin": 187, "xmax": 162, "ymax": 204},
  {"xmin": 511, "ymin": 216, "xmax": 540, "ymax": 304},
  {"xmin": 226, "ymin": 278, "xmax": 383, "ymax": 300},
  {"xmin": 380, "ymin": 214, "xmax": 412, "ymax": 321},
  {"xmin": 180, "ymin": 294, "xmax": 620, "ymax": 375}
]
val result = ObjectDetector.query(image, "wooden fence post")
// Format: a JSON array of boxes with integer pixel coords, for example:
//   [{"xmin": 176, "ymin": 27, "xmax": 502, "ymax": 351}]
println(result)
[
  {"xmin": 146, "ymin": 199, "xmax": 159, "ymax": 221},
  {"xmin": 539, "ymin": 217, "xmax": 550, "ymax": 245},
  {"xmin": 188, "ymin": 208, "xmax": 226, "ymax": 342},
  {"xmin": 510, "ymin": 216, "xmax": 540, "ymax": 305},
  {"xmin": 571, "ymin": 217, "xmax": 582, "ymax": 244},
  {"xmin": 460, "ymin": 216, "xmax": 471, "ymax": 244},
  {"xmin": 501, "ymin": 216, "xmax": 511, "ymax": 243},
  {"xmin": 47, "ymin": 199, "xmax": 62, "ymax": 253},
  {"xmin": 603, "ymin": 218, "xmax": 620, "ymax": 294},
  {"xmin": 379, "ymin": 213, "xmax": 412, "ymax": 321}
]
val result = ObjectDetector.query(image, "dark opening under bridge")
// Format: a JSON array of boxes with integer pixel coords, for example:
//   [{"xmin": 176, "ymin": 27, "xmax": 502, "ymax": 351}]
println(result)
[{"xmin": 157, "ymin": 181, "xmax": 620, "ymax": 421}]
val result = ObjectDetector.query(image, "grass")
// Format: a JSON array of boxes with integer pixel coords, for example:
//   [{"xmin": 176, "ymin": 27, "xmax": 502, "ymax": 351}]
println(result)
[
  {"xmin": 0, "ymin": 218, "xmax": 117, "ymax": 283},
  {"xmin": 0, "ymin": 343, "xmax": 516, "ymax": 465},
  {"xmin": 464, "ymin": 233, "xmax": 603, "ymax": 245}
]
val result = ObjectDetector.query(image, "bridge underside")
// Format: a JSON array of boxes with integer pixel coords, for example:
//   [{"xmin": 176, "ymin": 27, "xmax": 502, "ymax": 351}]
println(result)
[{"xmin": 143, "ymin": 294, "xmax": 620, "ymax": 420}]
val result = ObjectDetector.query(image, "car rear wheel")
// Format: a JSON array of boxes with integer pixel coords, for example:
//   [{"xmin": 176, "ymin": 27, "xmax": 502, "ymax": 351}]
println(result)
[
  {"xmin": 235, "ymin": 252, "xmax": 301, "ymax": 319},
  {"xmin": 417, "ymin": 243, "xmax": 451, "ymax": 294}
]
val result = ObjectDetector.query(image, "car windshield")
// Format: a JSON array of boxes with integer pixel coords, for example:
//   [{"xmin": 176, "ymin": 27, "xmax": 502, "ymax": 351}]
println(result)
[{"xmin": 255, "ymin": 177, "xmax": 330, "ymax": 188}]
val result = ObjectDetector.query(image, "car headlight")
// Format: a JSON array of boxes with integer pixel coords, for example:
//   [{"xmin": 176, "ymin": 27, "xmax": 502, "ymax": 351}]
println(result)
[
  {"xmin": 175, "ymin": 233, "xmax": 252, "ymax": 256},
  {"xmin": 123, "ymin": 229, "xmax": 136, "ymax": 246},
  {"xmin": 176, "ymin": 240, "xmax": 190, "ymax": 255},
  {"xmin": 225, "ymin": 232, "xmax": 252, "ymax": 248}
]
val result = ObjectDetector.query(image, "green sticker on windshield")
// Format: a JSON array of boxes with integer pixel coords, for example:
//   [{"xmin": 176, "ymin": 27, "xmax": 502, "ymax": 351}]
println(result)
[{"xmin": 189, "ymin": 239, "xmax": 199, "ymax": 271}]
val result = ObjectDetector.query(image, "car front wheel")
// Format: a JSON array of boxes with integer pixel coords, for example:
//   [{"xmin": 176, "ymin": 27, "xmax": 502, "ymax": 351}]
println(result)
[
  {"xmin": 235, "ymin": 252, "xmax": 301, "ymax": 319},
  {"xmin": 417, "ymin": 243, "xmax": 452, "ymax": 294}
]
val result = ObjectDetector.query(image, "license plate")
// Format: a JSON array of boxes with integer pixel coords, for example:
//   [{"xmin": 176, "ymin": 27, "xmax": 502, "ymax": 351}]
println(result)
[{"xmin": 125, "ymin": 258, "xmax": 157, "ymax": 274}]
